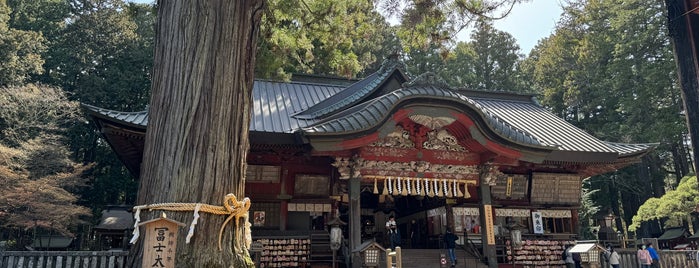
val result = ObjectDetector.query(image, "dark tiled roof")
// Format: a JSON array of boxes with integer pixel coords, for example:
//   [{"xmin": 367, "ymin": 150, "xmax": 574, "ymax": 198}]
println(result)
[
  {"xmin": 251, "ymin": 80, "xmax": 344, "ymax": 132},
  {"xmin": 303, "ymin": 85, "xmax": 626, "ymax": 153},
  {"xmin": 293, "ymin": 70, "xmax": 392, "ymax": 119},
  {"xmin": 84, "ymin": 80, "xmax": 345, "ymax": 133},
  {"xmin": 657, "ymin": 227, "xmax": 688, "ymax": 241},
  {"xmin": 605, "ymin": 142, "xmax": 659, "ymax": 157},
  {"xmin": 82, "ymin": 104, "xmax": 148, "ymax": 129},
  {"xmin": 94, "ymin": 208, "xmax": 134, "ymax": 231},
  {"xmin": 83, "ymin": 76, "xmax": 654, "ymax": 161}
]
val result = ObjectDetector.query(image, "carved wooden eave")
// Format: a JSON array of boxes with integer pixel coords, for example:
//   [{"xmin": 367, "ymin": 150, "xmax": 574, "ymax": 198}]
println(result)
[{"xmin": 99, "ymin": 122, "xmax": 146, "ymax": 178}]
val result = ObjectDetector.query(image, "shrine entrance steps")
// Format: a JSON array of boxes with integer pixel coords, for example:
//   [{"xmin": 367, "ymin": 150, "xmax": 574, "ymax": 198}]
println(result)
[{"xmin": 398, "ymin": 248, "xmax": 488, "ymax": 268}]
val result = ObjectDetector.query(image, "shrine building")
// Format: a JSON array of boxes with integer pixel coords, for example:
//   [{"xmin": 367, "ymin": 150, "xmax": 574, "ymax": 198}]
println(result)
[{"xmin": 84, "ymin": 58, "xmax": 655, "ymax": 268}]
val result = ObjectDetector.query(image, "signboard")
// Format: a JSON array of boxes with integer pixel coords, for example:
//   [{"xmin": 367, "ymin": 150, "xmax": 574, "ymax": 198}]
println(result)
[
  {"xmin": 530, "ymin": 173, "xmax": 581, "ymax": 205},
  {"xmin": 532, "ymin": 211, "xmax": 544, "ymax": 234},
  {"xmin": 484, "ymin": 205, "xmax": 495, "ymax": 245},
  {"xmin": 139, "ymin": 217, "xmax": 185, "ymax": 268}
]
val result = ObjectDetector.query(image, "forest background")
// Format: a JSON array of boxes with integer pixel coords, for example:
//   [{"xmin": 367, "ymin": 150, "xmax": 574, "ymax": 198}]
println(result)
[{"xmin": 0, "ymin": 0, "xmax": 695, "ymax": 250}]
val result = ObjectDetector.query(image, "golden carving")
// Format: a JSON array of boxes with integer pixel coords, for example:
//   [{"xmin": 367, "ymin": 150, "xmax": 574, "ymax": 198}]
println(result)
[
  {"xmin": 409, "ymin": 114, "xmax": 456, "ymax": 129},
  {"xmin": 370, "ymin": 125, "xmax": 414, "ymax": 148},
  {"xmin": 423, "ymin": 129, "xmax": 466, "ymax": 152}
]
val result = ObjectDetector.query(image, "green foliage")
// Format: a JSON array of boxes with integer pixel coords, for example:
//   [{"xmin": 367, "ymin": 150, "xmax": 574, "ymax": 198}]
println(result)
[
  {"xmin": 523, "ymin": 0, "xmax": 688, "ymax": 237},
  {"xmin": 405, "ymin": 20, "xmax": 526, "ymax": 92},
  {"xmin": 0, "ymin": 0, "xmax": 46, "ymax": 86},
  {"xmin": 629, "ymin": 176, "xmax": 699, "ymax": 231},
  {"xmin": 41, "ymin": 0, "xmax": 152, "ymax": 110},
  {"xmin": 381, "ymin": 0, "xmax": 528, "ymax": 52},
  {"xmin": 1, "ymin": 0, "xmax": 147, "ymax": 215},
  {"xmin": 256, "ymin": 0, "xmax": 397, "ymax": 79},
  {"xmin": 0, "ymin": 84, "xmax": 91, "ymax": 235}
]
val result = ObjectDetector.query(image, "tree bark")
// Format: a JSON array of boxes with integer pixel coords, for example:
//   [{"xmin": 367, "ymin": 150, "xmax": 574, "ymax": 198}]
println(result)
[
  {"xmin": 665, "ymin": 0, "xmax": 699, "ymax": 174},
  {"xmin": 128, "ymin": 0, "xmax": 264, "ymax": 267}
]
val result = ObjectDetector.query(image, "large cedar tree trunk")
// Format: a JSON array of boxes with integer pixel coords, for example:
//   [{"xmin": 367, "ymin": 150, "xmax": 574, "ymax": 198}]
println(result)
[
  {"xmin": 665, "ymin": 0, "xmax": 699, "ymax": 174},
  {"xmin": 128, "ymin": 1, "xmax": 264, "ymax": 267}
]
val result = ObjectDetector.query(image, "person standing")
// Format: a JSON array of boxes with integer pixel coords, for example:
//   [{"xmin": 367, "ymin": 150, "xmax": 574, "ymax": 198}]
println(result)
[
  {"xmin": 605, "ymin": 246, "xmax": 620, "ymax": 268},
  {"xmin": 637, "ymin": 244, "xmax": 652, "ymax": 268},
  {"xmin": 444, "ymin": 228, "xmax": 459, "ymax": 268},
  {"xmin": 563, "ymin": 245, "xmax": 575, "ymax": 268},
  {"xmin": 386, "ymin": 215, "xmax": 400, "ymax": 250},
  {"xmin": 646, "ymin": 243, "xmax": 660, "ymax": 268},
  {"xmin": 410, "ymin": 220, "xmax": 419, "ymax": 248}
]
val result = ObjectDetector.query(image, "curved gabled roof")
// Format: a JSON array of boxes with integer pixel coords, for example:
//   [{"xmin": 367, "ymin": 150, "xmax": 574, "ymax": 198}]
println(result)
[
  {"xmin": 302, "ymin": 85, "xmax": 640, "ymax": 155},
  {"xmin": 293, "ymin": 57, "xmax": 409, "ymax": 120}
]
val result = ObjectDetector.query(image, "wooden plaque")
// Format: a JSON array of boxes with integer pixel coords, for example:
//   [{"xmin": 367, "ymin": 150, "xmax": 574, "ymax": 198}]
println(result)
[
  {"xmin": 139, "ymin": 217, "xmax": 185, "ymax": 268},
  {"xmin": 484, "ymin": 205, "xmax": 495, "ymax": 245}
]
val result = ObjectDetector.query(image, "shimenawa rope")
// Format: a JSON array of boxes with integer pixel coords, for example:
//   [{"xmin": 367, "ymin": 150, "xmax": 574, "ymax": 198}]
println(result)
[{"xmin": 129, "ymin": 193, "xmax": 251, "ymax": 251}]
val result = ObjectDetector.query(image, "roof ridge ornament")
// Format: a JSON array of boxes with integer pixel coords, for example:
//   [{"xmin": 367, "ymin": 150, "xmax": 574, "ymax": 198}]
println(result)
[
  {"xmin": 402, "ymin": 72, "xmax": 452, "ymax": 89},
  {"xmin": 378, "ymin": 53, "xmax": 407, "ymax": 74}
]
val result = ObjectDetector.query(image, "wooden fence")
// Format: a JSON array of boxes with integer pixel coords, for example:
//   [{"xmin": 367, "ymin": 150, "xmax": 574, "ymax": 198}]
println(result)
[
  {"xmin": 0, "ymin": 251, "xmax": 128, "ymax": 268},
  {"xmin": 601, "ymin": 249, "xmax": 699, "ymax": 268}
]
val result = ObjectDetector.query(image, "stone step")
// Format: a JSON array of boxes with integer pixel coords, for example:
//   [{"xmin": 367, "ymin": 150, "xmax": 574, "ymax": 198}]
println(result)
[{"xmin": 395, "ymin": 249, "xmax": 489, "ymax": 268}]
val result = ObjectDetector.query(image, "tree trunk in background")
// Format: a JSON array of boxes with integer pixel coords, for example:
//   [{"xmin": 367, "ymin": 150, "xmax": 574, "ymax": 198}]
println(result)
[
  {"xmin": 665, "ymin": 0, "xmax": 699, "ymax": 175},
  {"xmin": 128, "ymin": 1, "xmax": 264, "ymax": 267}
]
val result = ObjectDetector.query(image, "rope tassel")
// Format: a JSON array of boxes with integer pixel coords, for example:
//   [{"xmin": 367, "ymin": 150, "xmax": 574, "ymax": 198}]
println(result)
[
  {"xmin": 445, "ymin": 179, "xmax": 452, "ymax": 198},
  {"xmin": 455, "ymin": 181, "xmax": 463, "ymax": 197}
]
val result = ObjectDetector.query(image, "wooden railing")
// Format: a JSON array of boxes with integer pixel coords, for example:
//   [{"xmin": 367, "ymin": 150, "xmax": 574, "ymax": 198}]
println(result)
[
  {"xmin": 600, "ymin": 249, "xmax": 699, "ymax": 268},
  {"xmin": 0, "ymin": 251, "xmax": 128, "ymax": 268}
]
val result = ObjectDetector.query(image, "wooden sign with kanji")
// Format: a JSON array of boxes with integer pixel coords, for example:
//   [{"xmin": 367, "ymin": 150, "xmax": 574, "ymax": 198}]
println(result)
[{"xmin": 139, "ymin": 215, "xmax": 185, "ymax": 268}]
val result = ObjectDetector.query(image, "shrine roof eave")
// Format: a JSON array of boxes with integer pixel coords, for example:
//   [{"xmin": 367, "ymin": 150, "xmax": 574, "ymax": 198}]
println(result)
[
  {"xmin": 82, "ymin": 103, "xmax": 148, "ymax": 131},
  {"xmin": 293, "ymin": 57, "xmax": 410, "ymax": 120},
  {"xmin": 301, "ymin": 87, "xmax": 553, "ymax": 150}
]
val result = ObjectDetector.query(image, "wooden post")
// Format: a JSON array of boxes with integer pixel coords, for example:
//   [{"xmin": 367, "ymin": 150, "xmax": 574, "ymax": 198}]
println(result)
[
  {"xmin": 395, "ymin": 246, "xmax": 402, "ymax": 268},
  {"xmin": 350, "ymin": 175, "xmax": 362, "ymax": 268},
  {"xmin": 478, "ymin": 171, "xmax": 498, "ymax": 268}
]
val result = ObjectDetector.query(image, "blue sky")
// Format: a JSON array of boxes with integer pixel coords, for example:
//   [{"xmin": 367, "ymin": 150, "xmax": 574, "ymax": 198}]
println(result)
[
  {"xmin": 127, "ymin": 0, "xmax": 563, "ymax": 54},
  {"xmin": 488, "ymin": 0, "xmax": 564, "ymax": 54}
]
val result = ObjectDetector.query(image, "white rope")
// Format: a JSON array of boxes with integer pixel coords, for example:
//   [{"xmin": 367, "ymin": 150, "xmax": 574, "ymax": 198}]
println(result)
[
  {"xmin": 129, "ymin": 208, "xmax": 142, "ymax": 244},
  {"xmin": 186, "ymin": 204, "xmax": 201, "ymax": 244}
]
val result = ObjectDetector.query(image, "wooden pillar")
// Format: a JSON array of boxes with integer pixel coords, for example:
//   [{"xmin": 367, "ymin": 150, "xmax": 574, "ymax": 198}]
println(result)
[
  {"xmin": 280, "ymin": 201, "xmax": 288, "ymax": 231},
  {"xmin": 478, "ymin": 171, "xmax": 498, "ymax": 268},
  {"xmin": 445, "ymin": 203, "xmax": 454, "ymax": 231},
  {"xmin": 349, "ymin": 175, "xmax": 362, "ymax": 268},
  {"xmin": 278, "ymin": 168, "xmax": 291, "ymax": 231}
]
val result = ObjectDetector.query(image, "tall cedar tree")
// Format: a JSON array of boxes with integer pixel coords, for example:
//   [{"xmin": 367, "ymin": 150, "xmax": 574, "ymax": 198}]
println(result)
[{"xmin": 128, "ymin": 1, "xmax": 263, "ymax": 267}]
